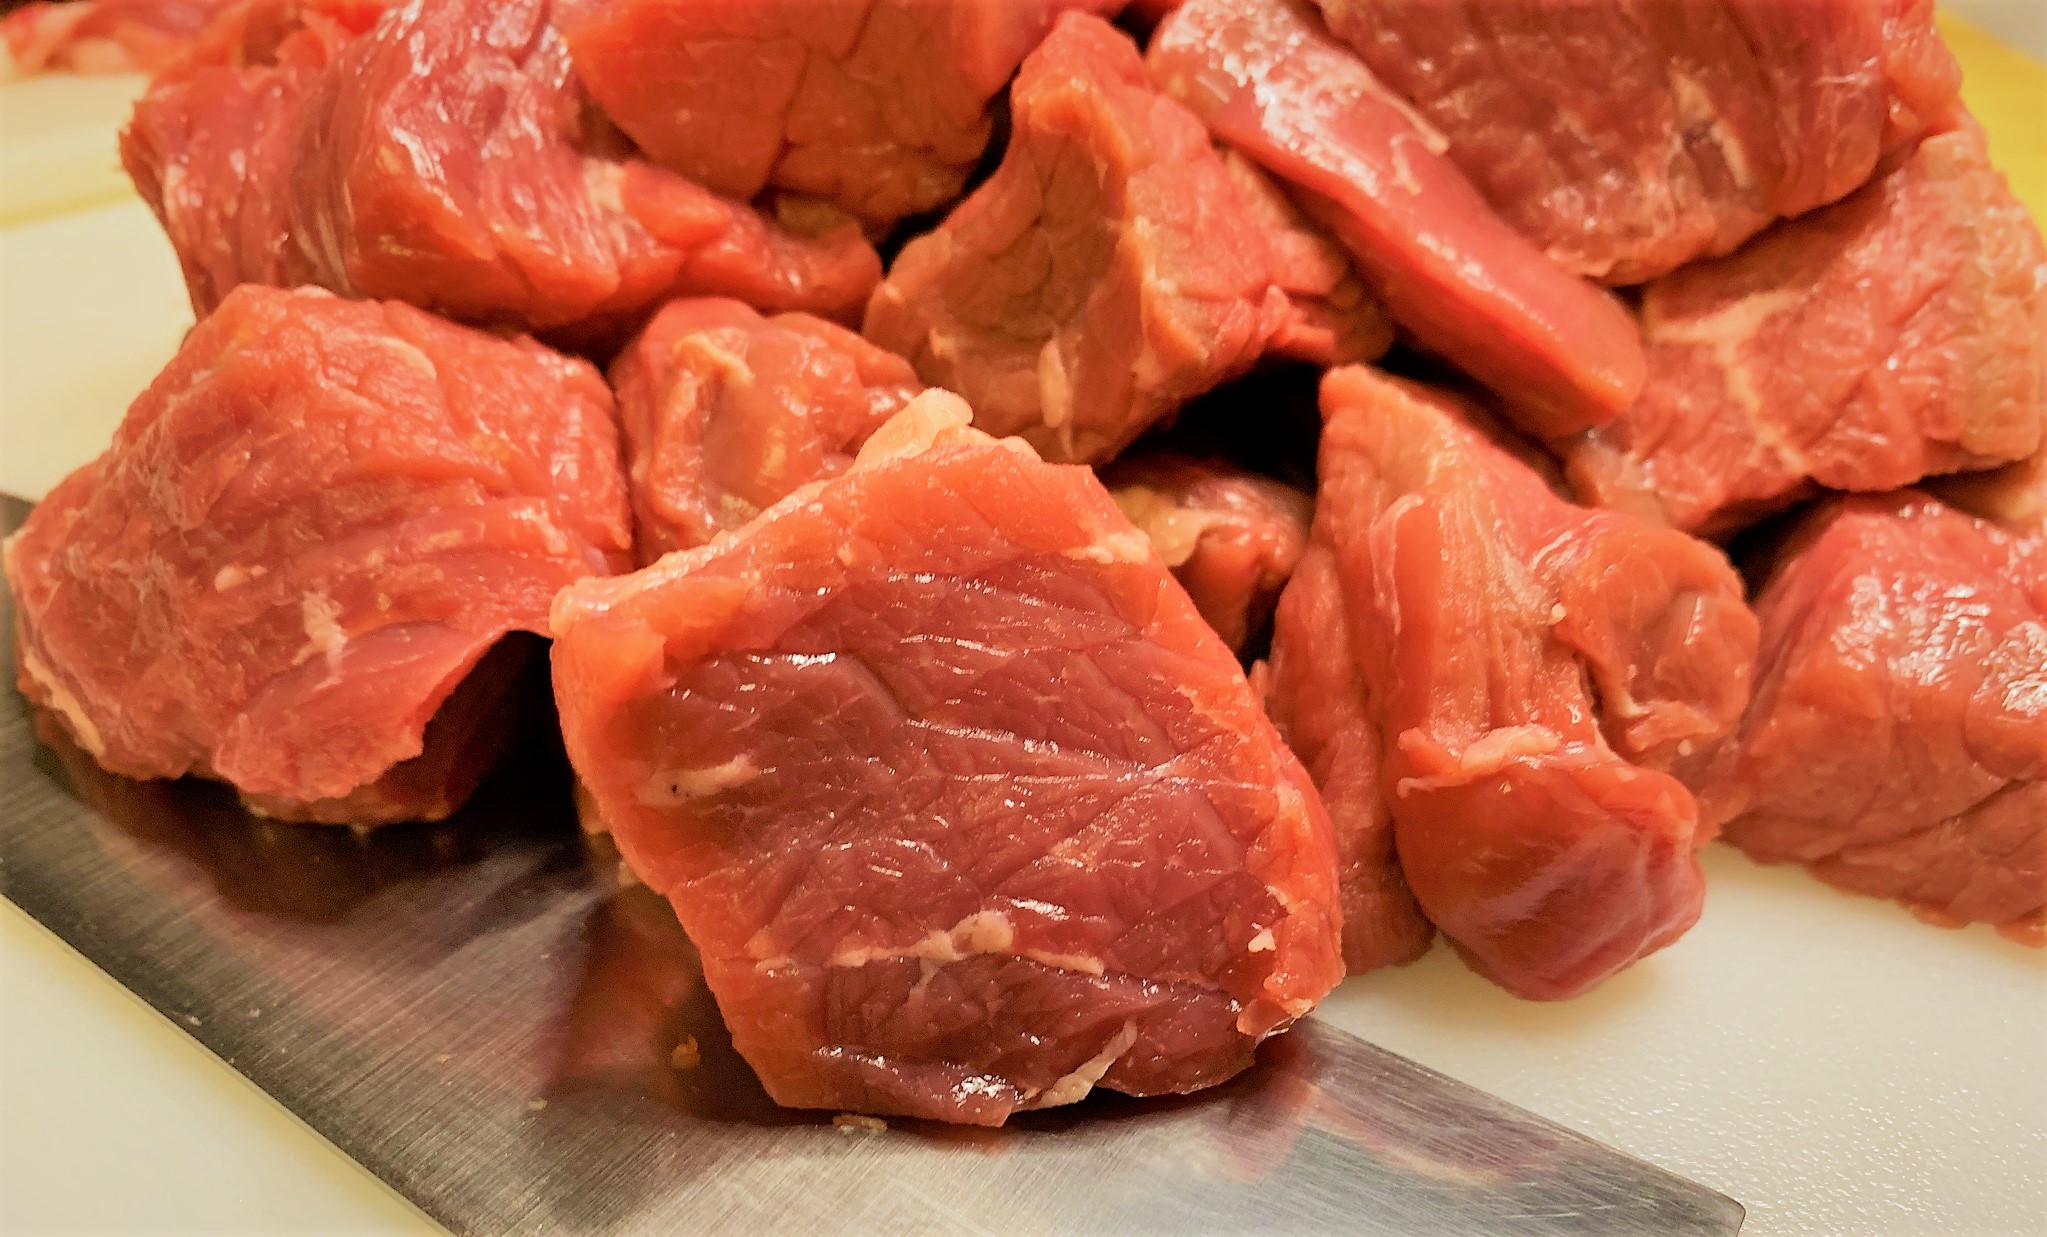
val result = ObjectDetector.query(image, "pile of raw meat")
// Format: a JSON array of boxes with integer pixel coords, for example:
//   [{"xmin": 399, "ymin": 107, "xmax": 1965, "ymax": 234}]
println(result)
[{"xmin": 5, "ymin": 0, "xmax": 2042, "ymax": 1126}]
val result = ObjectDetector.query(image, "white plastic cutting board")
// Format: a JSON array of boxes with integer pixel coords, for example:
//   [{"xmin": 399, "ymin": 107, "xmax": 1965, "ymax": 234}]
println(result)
[{"xmin": 2, "ymin": 19, "xmax": 2045, "ymax": 1236}]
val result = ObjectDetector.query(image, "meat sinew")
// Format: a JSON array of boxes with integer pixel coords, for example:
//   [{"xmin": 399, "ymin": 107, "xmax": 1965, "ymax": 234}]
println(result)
[
  {"xmin": 1310, "ymin": 0, "xmax": 1962, "ymax": 284},
  {"xmin": 863, "ymin": 11, "xmax": 1389, "ymax": 465},
  {"xmin": 1268, "ymin": 366, "xmax": 1758, "ymax": 998},
  {"xmin": 563, "ymin": 0, "xmax": 1118, "ymax": 230},
  {"xmin": 1565, "ymin": 119, "xmax": 2047, "ymax": 537},
  {"xmin": 1101, "ymin": 451, "xmax": 1311, "ymax": 653},
  {"xmin": 1714, "ymin": 493, "xmax": 2045, "ymax": 945},
  {"xmin": 1148, "ymin": 0, "xmax": 1645, "ymax": 439},
  {"xmin": 610, "ymin": 297, "xmax": 921, "ymax": 563},
  {"xmin": 552, "ymin": 391, "xmax": 1344, "ymax": 1125},
  {"xmin": 4, "ymin": 285, "xmax": 631, "ymax": 825},
  {"xmin": 121, "ymin": 0, "xmax": 880, "ymax": 343}
]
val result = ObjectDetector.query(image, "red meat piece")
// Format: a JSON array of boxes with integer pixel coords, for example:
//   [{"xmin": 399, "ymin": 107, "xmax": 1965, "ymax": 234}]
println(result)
[
  {"xmin": 1101, "ymin": 451, "xmax": 1311, "ymax": 652},
  {"xmin": 1147, "ymin": 0, "xmax": 1644, "ymax": 439},
  {"xmin": 1261, "ymin": 546, "xmax": 1435, "ymax": 975},
  {"xmin": 120, "ymin": 0, "xmax": 879, "ymax": 343},
  {"xmin": 1268, "ymin": 366, "xmax": 1757, "ymax": 998},
  {"xmin": 552, "ymin": 392, "xmax": 1344, "ymax": 1125},
  {"xmin": 610, "ymin": 298, "xmax": 922, "ymax": 563},
  {"xmin": 564, "ymin": 0, "xmax": 1119, "ymax": 229},
  {"xmin": 3, "ymin": 285, "xmax": 631, "ymax": 825},
  {"xmin": 863, "ymin": 11, "xmax": 1389, "ymax": 464},
  {"xmin": 1565, "ymin": 120, "xmax": 2047, "ymax": 537},
  {"xmin": 1714, "ymin": 494, "xmax": 2046, "ymax": 946},
  {"xmin": 3, "ymin": 0, "xmax": 232, "ymax": 74},
  {"xmin": 1311, "ymin": 0, "xmax": 1962, "ymax": 284}
]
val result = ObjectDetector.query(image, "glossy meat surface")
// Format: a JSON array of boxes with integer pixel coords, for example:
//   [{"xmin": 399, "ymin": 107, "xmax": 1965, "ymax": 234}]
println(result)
[
  {"xmin": 1148, "ymin": 0, "xmax": 1644, "ymax": 438},
  {"xmin": 552, "ymin": 392, "xmax": 1344, "ymax": 1124},
  {"xmin": 1101, "ymin": 451, "xmax": 1311, "ymax": 652},
  {"xmin": 565, "ymin": 0, "xmax": 1118, "ymax": 229},
  {"xmin": 1312, "ymin": 0, "xmax": 1962, "ymax": 284},
  {"xmin": 1716, "ymin": 494, "xmax": 2046, "ymax": 945},
  {"xmin": 1566, "ymin": 121, "xmax": 2047, "ymax": 537},
  {"xmin": 864, "ymin": 11, "xmax": 1388, "ymax": 464},
  {"xmin": 120, "ymin": 0, "xmax": 880, "ymax": 342},
  {"xmin": 611, "ymin": 297, "xmax": 921, "ymax": 563},
  {"xmin": 4, "ymin": 286, "xmax": 631, "ymax": 824},
  {"xmin": 1269, "ymin": 367, "xmax": 1757, "ymax": 998}
]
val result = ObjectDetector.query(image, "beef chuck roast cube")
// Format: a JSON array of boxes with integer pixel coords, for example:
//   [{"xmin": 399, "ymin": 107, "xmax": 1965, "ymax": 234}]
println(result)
[
  {"xmin": 1148, "ymin": 0, "xmax": 1645, "ymax": 439},
  {"xmin": 1565, "ymin": 119, "xmax": 2047, "ymax": 537},
  {"xmin": 564, "ymin": 0, "xmax": 1120, "ymax": 230},
  {"xmin": 1311, "ymin": 0, "xmax": 1961, "ymax": 284},
  {"xmin": 1714, "ymin": 494, "xmax": 2046, "ymax": 945},
  {"xmin": 121, "ymin": 0, "xmax": 880, "ymax": 342},
  {"xmin": 1268, "ymin": 367, "xmax": 1758, "ymax": 999},
  {"xmin": 551, "ymin": 391, "xmax": 1345, "ymax": 1125},
  {"xmin": 862, "ymin": 11, "xmax": 1389, "ymax": 465},
  {"xmin": 611, "ymin": 298, "xmax": 922, "ymax": 563},
  {"xmin": 4, "ymin": 286, "xmax": 631, "ymax": 825},
  {"xmin": 1101, "ymin": 451, "xmax": 1312, "ymax": 652}
]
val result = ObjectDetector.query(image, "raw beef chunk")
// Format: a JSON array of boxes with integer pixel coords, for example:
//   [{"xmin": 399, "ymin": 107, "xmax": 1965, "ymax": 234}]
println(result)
[
  {"xmin": 1566, "ymin": 120, "xmax": 2047, "ymax": 537},
  {"xmin": 4, "ymin": 286, "xmax": 631, "ymax": 825},
  {"xmin": 121, "ymin": 0, "xmax": 880, "ymax": 342},
  {"xmin": 1148, "ymin": 0, "xmax": 1644, "ymax": 438},
  {"xmin": 1268, "ymin": 366, "xmax": 1758, "ymax": 998},
  {"xmin": 1101, "ymin": 451, "xmax": 1311, "ymax": 652},
  {"xmin": 1311, "ymin": 0, "xmax": 1962, "ymax": 283},
  {"xmin": 564, "ymin": 0, "xmax": 1119, "ymax": 230},
  {"xmin": 1715, "ymin": 493, "xmax": 2046, "ymax": 945},
  {"xmin": 3, "ymin": 0, "xmax": 234, "ymax": 74},
  {"xmin": 863, "ymin": 11, "xmax": 1389, "ymax": 465},
  {"xmin": 1261, "ymin": 546, "xmax": 1435, "ymax": 975},
  {"xmin": 611, "ymin": 298, "xmax": 921, "ymax": 563},
  {"xmin": 552, "ymin": 391, "xmax": 1344, "ymax": 1125}
]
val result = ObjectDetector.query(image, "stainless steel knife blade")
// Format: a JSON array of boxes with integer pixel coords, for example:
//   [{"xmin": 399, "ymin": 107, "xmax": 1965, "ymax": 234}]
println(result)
[{"xmin": 0, "ymin": 495, "xmax": 1743, "ymax": 1236}]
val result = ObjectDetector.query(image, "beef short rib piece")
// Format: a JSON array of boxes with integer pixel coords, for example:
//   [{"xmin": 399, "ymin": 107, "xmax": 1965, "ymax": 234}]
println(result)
[
  {"xmin": 864, "ymin": 11, "xmax": 1388, "ymax": 465},
  {"xmin": 1312, "ymin": 0, "xmax": 1961, "ymax": 284},
  {"xmin": 611, "ymin": 297, "xmax": 922, "ymax": 563},
  {"xmin": 1149, "ymin": 0, "xmax": 1644, "ymax": 439},
  {"xmin": 564, "ymin": 0, "xmax": 1118, "ymax": 231},
  {"xmin": 4, "ymin": 285, "xmax": 631, "ymax": 825},
  {"xmin": 1101, "ymin": 451, "xmax": 1311, "ymax": 652},
  {"xmin": 3, "ymin": 0, "xmax": 236, "ymax": 74},
  {"xmin": 552, "ymin": 391, "xmax": 1344, "ymax": 1125},
  {"xmin": 1715, "ymin": 493, "xmax": 2045, "ymax": 946},
  {"xmin": 1269, "ymin": 366, "xmax": 1758, "ymax": 998},
  {"xmin": 1565, "ymin": 119, "xmax": 2047, "ymax": 537},
  {"xmin": 121, "ymin": 0, "xmax": 880, "ymax": 344}
]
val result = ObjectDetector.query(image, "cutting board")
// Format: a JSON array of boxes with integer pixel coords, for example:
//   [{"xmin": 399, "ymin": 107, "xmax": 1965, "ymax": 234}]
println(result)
[{"xmin": 1, "ymin": 21, "xmax": 2043, "ymax": 1237}]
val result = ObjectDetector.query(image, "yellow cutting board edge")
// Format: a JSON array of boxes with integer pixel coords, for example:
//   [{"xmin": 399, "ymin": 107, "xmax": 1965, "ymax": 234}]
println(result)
[{"xmin": 1940, "ymin": 12, "xmax": 2047, "ymax": 220}]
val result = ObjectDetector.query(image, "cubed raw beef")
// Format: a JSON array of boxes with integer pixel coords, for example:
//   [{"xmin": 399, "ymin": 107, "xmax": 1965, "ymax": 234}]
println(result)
[
  {"xmin": 1565, "ymin": 120, "xmax": 2047, "ymax": 537},
  {"xmin": 563, "ymin": 0, "xmax": 1119, "ymax": 230},
  {"xmin": 3, "ymin": 0, "xmax": 233, "ymax": 74},
  {"xmin": 1311, "ymin": 0, "xmax": 1961, "ymax": 284},
  {"xmin": 610, "ymin": 297, "xmax": 921, "ymax": 563},
  {"xmin": 1148, "ymin": 0, "xmax": 1644, "ymax": 438},
  {"xmin": 1268, "ymin": 366, "xmax": 1758, "ymax": 998},
  {"xmin": 4, "ymin": 285, "xmax": 631, "ymax": 825},
  {"xmin": 121, "ymin": 0, "xmax": 880, "ymax": 343},
  {"xmin": 1101, "ymin": 451, "xmax": 1311, "ymax": 652},
  {"xmin": 863, "ymin": 11, "xmax": 1389, "ymax": 464},
  {"xmin": 1714, "ymin": 493, "xmax": 2045, "ymax": 945},
  {"xmin": 551, "ymin": 391, "xmax": 1344, "ymax": 1124}
]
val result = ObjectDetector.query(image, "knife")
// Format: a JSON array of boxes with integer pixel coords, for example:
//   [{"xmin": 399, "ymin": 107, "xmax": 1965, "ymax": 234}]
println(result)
[{"xmin": 0, "ymin": 495, "xmax": 1742, "ymax": 1236}]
